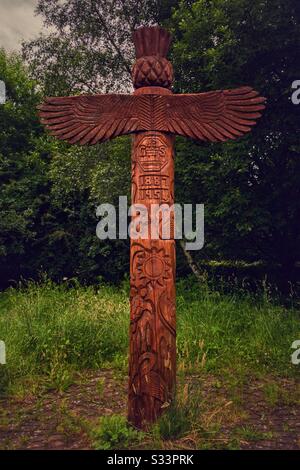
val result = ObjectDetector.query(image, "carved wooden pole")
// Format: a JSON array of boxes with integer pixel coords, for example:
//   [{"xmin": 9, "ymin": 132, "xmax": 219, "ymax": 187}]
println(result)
[
  {"xmin": 38, "ymin": 25, "xmax": 265, "ymax": 431},
  {"xmin": 129, "ymin": 112, "xmax": 176, "ymax": 428},
  {"xmin": 129, "ymin": 130, "xmax": 176, "ymax": 428},
  {"xmin": 128, "ymin": 31, "xmax": 177, "ymax": 427}
]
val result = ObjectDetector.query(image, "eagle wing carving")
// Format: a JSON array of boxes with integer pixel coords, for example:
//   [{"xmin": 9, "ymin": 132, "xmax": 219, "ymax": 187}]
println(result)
[{"xmin": 38, "ymin": 87, "xmax": 265, "ymax": 145}]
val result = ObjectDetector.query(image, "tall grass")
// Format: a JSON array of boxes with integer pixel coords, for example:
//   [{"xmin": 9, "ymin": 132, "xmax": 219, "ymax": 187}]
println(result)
[
  {"xmin": 0, "ymin": 277, "xmax": 299, "ymax": 393},
  {"xmin": 0, "ymin": 280, "xmax": 129, "ymax": 392},
  {"xmin": 176, "ymin": 277, "xmax": 300, "ymax": 375}
]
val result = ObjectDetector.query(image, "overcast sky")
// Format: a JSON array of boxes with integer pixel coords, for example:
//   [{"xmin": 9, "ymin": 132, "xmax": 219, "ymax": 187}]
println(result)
[{"xmin": 0, "ymin": 0, "xmax": 43, "ymax": 51}]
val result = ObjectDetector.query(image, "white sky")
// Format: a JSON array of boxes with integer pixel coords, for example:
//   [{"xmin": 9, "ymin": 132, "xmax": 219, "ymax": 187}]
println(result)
[{"xmin": 0, "ymin": 0, "xmax": 43, "ymax": 51}]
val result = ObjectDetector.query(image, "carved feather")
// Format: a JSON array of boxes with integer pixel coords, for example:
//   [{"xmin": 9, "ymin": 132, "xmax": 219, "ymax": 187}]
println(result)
[
  {"xmin": 163, "ymin": 87, "xmax": 266, "ymax": 142},
  {"xmin": 38, "ymin": 87, "xmax": 265, "ymax": 145},
  {"xmin": 38, "ymin": 95, "xmax": 141, "ymax": 145}
]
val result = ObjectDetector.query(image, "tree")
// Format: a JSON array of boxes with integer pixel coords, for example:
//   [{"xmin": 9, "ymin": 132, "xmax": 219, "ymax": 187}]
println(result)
[
  {"xmin": 169, "ymin": 0, "xmax": 300, "ymax": 280},
  {"xmin": 46, "ymin": 137, "xmax": 132, "ymax": 283},
  {"xmin": 0, "ymin": 49, "xmax": 45, "ymax": 285},
  {"xmin": 18, "ymin": 0, "xmax": 181, "ymax": 284},
  {"xmin": 0, "ymin": 50, "xmax": 124, "ymax": 286},
  {"xmin": 23, "ymin": 0, "xmax": 180, "ymax": 95},
  {"xmin": 9, "ymin": 0, "xmax": 299, "ymax": 287}
]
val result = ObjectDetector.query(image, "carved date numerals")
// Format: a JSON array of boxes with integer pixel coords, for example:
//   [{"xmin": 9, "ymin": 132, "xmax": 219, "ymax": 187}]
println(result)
[{"xmin": 138, "ymin": 174, "xmax": 170, "ymax": 201}]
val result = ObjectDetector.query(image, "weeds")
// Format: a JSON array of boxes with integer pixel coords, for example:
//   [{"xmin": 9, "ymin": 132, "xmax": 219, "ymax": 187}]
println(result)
[{"xmin": 92, "ymin": 415, "xmax": 143, "ymax": 450}]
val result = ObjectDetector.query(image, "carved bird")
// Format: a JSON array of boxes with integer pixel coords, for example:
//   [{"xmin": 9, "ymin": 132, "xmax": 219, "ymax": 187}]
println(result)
[{"xmin": 38, "ymin": 86, "xmax": 265, "ymax": 146}]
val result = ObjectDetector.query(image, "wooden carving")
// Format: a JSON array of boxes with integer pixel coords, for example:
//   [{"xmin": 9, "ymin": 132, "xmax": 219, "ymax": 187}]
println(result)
[
  {"xmin": 39, "ymin": 88, "xmax": 265, "ymax": 145},
  {"xmin": 38, "ymin": 25, "xmax": 266, "ymax": 430}
]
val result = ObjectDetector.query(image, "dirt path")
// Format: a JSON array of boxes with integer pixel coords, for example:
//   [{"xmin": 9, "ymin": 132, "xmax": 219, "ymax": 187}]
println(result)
[
  {"xmin": 0, "ymin": 370, "xmax": 126, "ymax": 450},
  {"xmin": 0, "ymin": 371, "xmax": 299, "ymax": 450}
]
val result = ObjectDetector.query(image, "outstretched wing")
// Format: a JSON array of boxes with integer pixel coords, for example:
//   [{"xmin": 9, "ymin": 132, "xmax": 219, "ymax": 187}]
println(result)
[
  {"xmin": 163, "ymin": 87, "xmax": 266, "ymax": 142},
  {"xmin": 38, "ymin": 87, "xmax": 265, "ymax": 145},
  {"xmin": 38, "ymin": 95, "xmax": 142, "ymax": 145}
]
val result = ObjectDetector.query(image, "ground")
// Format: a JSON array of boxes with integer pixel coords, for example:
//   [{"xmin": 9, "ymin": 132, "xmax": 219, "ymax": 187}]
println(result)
[{"xmin": 0, "ymin": 370, "xmax": 299, "ymax": 450}]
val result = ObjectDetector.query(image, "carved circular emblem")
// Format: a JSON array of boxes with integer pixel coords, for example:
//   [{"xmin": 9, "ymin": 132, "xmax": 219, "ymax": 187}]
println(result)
[
  {"xmin": 134, "ymin": 245, "xmax": 172, "ymax": 287},
  {"xmin": 136, "ymin": 135, "xmax": 168, "ymax": 172},
  {"xmin": 144, "ymin": 255, "xmax": 164, "ymax": 279}
]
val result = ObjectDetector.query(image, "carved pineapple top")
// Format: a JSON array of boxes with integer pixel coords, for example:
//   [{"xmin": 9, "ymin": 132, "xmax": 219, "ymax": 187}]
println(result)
[{"xmin": 132, "ymin": 26, "xmax": 173, "ymax": 89}]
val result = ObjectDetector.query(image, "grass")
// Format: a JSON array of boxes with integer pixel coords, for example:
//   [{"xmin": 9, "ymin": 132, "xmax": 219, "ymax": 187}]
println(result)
[
  {"xmin": 0, "ymin": 277, "xmax": 299, "ymax": 450},
  {"xmin": 0, "ymin": 276, "xmax": 299, "ymax": 394},
  {"xmin": 92, "ymin": 415, "xmax": 144, "ymax": 450}
]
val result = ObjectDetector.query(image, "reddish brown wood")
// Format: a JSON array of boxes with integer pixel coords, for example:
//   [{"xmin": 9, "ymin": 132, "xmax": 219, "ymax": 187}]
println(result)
[
  {"xmin": 128, "ymin": 87, "xmax": 176, "ymax": 429},
  {"xmin": 38, "ymin": 88, "xmax": 265, "ymax": 145},
  {"xmin": 37, "ymin": 25, "xmax": 266, "ymax": 430}
]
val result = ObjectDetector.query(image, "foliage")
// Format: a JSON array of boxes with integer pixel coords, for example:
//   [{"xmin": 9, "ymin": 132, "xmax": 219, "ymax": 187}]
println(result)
[
  {"xmin": 0, "ymin": 50, "xmax": 131, "ymax": 286},
  {"xmin": 45, "ymin": 137, "xmax": 131, "ymax": 283},
  {"xmin": 0, "ymin": 49, "xmax": 45, "ymax": 282},
  {"xmin": 23, "ymin": 0, "xmax": 180, "ymax": 95},
  {"xmin": 169, "ymin": 0, "xmax": 300, "ymax": 276},
  {"xmin": 0, "ymin": 1, "xmax": 300, "ymax": 287},
  {"xmin": 93, "ymin": 415, "xmax": 143, "ymax": 449}
]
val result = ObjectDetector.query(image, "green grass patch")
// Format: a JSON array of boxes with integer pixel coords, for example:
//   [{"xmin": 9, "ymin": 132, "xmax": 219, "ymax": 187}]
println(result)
[
  {"xmin": 92, "ymin": 415, "xmax": 144, "ymax": 450},
  {"xmin": 0, "ymin": 276, "xmax": 299, "ymax": 394}
]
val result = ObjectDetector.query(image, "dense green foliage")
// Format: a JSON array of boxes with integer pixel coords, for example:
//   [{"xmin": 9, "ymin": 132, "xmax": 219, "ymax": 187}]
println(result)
[
  {"xmin": 170, "ymin": 0, "xmax": 300, "ymax": 276},
  {"xmin": 0, "ymin": 279, "xmax": 299, "ymax": 394},
  {"xmin": 0, "ymin": 51, "xmax": 131, "ymax": 287},
  {"xmin": 0, "ymin": 50, "xmax": 44, "ymax": 283},
  {"xmin": 0, "ymin": 0, "xmax": 299, "ymax": 288}
]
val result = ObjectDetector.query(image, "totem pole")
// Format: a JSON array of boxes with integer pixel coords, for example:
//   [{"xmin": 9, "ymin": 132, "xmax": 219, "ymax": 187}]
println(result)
[{"xmin": 38, "ymin": 26, "xmax": 265, "ymax": 429}]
